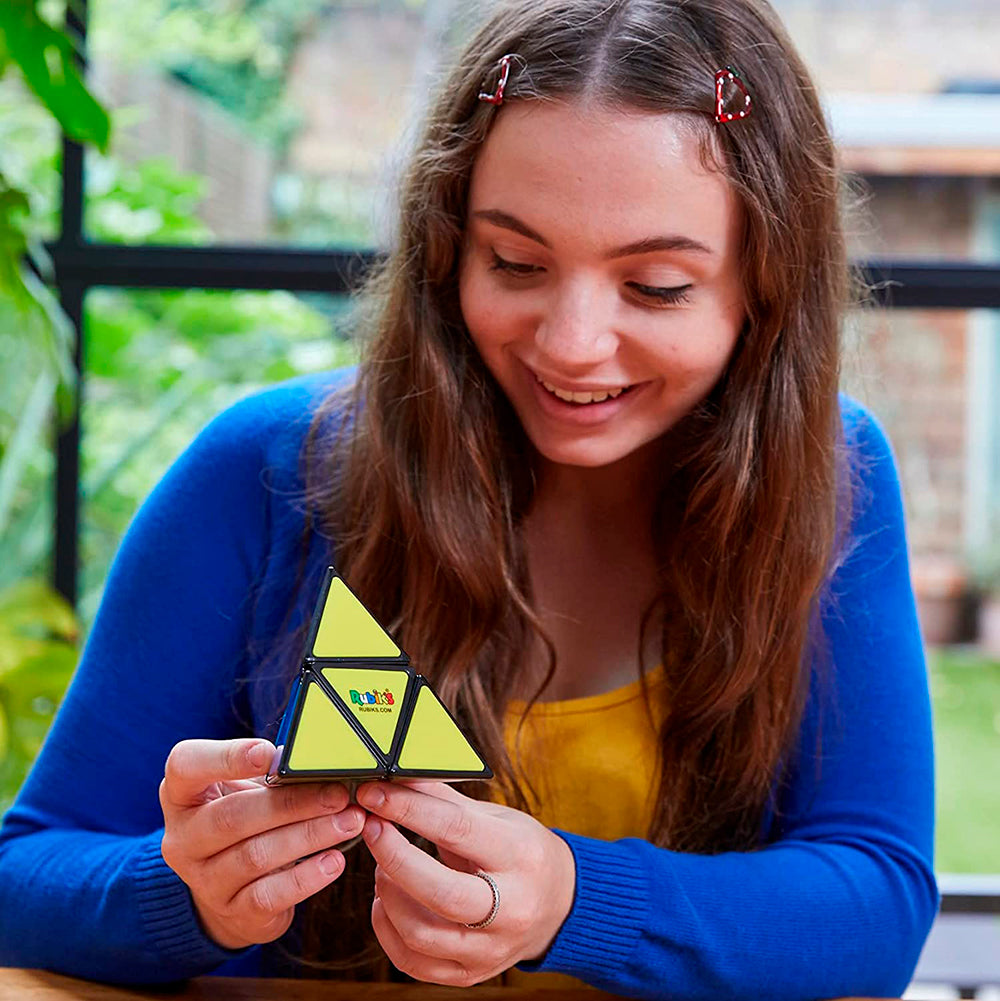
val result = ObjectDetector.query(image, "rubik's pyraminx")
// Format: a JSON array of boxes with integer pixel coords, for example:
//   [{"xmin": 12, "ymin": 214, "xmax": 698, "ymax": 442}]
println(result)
[{"xmin": 266, "ymin": 568, "xmax": 493, "ymax": 784}]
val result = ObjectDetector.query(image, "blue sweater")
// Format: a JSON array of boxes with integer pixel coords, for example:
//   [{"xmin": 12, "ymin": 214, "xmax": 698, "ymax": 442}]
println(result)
[{"xmin": 0, "ymin": 370, "xmax": 938, "ymax": 998}]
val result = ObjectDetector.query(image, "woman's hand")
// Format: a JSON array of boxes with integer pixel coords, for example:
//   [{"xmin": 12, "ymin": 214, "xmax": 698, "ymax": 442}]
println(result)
[
  {"xmin": 159, "ymin": 738, "xmax": 365, "ymax": 950},
  {"xmin": 355, "ymin": 780, "xmax": 575, "ymax": 987}
]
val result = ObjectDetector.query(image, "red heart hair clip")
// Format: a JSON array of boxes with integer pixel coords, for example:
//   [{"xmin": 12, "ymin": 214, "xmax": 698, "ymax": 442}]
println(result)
[
  {"xmin": 715, "ymin": 66, "xmax": 753, "ymax": 124},
  {"xmin": 478, "ymin": 54, "xmax": 515, "ymax": 106}
]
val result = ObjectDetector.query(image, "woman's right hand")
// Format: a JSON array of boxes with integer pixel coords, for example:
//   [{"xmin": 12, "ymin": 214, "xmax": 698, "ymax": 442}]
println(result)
[{"xmin": 159, "ymin": 737, "xmax": 365, "ymax": 950}]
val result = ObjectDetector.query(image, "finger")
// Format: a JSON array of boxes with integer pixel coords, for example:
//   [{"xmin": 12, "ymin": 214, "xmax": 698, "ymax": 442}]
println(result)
[
  {"xmin": 395, "ymin": 780, "xmax": 467, "ymax": 803},
  {"xmin": 386, "ymin": 783, "xmax": 489, "ymax": 874},
  {"xmin": 205, "ymin": 807, "xmax": 367, "ymax": 904},
  {"xmin": 191, "ymin": 781, "xmax": 354, "ymax": 857},
  {"xmin": 371, "ymin": 895, "xmax": 474, "ymax": 987},
  {"xmin": 215, "ymin": 777, "xmax": 268, "ymax": 798},
  {"xmin": 230, "ymin": 846, "xmax": 348, "ymax": 926},
  {"xmin": 162, "ymin": 739, "xmax": 274, "ymax": 809},
  {"xmin": 362, "ymin": 815, "xmax": 494, "ymax": 926},
  {"xmin": 396, "ymin": 781, "xmax": 509, "ymax": 820},
  {"xmin": 375, "ymin": 866, "xmax": 485, "ymax": 962},
  {"xmin": 356, "ymin": 782, "xmax": 501, "ymax": 868},
  {"xmin": 169, "ymin": 776, "xmax": 265, "ymax": 811},
  {"xmin": 436, "ymin": 845, "xmax": 477, "ymax": 874}
]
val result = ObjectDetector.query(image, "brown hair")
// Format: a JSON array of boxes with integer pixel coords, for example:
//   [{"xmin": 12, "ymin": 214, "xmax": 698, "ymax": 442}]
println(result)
[{"xmin": 291, "ymin": 0, "xmax": 855, "ymax": 976}]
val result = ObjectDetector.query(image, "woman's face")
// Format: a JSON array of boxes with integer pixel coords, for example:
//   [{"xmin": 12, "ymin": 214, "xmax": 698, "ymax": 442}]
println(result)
[{"xmin": 459, "ymin": 100, "xmax": 745, "ymax": 471}]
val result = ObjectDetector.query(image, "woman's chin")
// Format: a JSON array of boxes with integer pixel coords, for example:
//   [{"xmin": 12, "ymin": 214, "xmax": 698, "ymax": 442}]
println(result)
[
  {"xmin": 522, "ymin": 419, "xmax": 679, "ymax": 476},
  {"xmin": 528, "ymin": 436, "xmax": 640, "ymax": 471}
]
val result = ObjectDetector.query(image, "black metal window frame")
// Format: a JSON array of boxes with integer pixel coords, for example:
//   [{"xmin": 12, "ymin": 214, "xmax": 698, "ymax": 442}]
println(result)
[{"xmin": 48, "ymin": 0, "xmax": 1000, "ymax": 609}]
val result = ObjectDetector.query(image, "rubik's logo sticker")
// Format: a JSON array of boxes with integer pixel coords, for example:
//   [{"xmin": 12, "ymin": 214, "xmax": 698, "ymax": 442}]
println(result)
[{"xmin": 266, "ymin": 568, "xmax": 492, "ymax": 783}]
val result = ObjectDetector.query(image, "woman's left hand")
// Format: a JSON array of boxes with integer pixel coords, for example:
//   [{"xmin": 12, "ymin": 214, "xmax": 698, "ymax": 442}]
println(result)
[{"xmin": 355, "ymin": 780, "xmax": 575, "ymax": 987}]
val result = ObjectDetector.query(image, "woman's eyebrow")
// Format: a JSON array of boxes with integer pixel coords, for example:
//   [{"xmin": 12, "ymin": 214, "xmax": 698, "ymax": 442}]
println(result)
[
  {"xmin": 471, "ymin": 208, "xmax": 714, "ymax": 259},
  {"xmin": 473, "ymin": 209, "xmax": 550, "ymax": 247},
  {"xmin": 608, "ymin": 235, "xmax": 715, "ymax": 259}
]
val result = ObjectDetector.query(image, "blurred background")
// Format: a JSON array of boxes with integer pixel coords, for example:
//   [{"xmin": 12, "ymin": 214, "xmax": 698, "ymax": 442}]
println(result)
[{"xmin": 0, "ymin": 0, "xmax": 997, "ymax": 996}]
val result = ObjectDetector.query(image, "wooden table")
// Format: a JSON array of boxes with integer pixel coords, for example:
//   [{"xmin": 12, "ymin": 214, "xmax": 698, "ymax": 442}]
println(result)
[{"xmin": 0, "ymin": 970, "xmax": 902, "ymax": 1000}]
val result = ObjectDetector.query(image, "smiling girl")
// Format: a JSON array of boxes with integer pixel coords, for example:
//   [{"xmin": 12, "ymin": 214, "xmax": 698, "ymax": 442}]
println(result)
[{"xmin": 0, "ymin": 0, "xmax": 937, "ymax": 997}]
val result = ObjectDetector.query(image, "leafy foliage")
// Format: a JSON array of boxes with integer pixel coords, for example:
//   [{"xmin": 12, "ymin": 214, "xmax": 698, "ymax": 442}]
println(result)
[
  {"xmin": 87, "ymin": 154, "xmax": 211, "ymax": 244},
  {"xmin": 76, "ymin": 284, "xmax": 358, "ymax": 626},
  {"xmin": 0, "ymin": 2, "xmax": 109, "ymax": 419},
  {"xmin": 0, "ymin": 581, "xmax": 78, "ymax": 815},
  {"xmin": 0, "ymin": 2, "xmax": 109, "ymax": 814},
  {"xmin": 0, "ymin": 1, "xmax": 109, "ymax": 149}
]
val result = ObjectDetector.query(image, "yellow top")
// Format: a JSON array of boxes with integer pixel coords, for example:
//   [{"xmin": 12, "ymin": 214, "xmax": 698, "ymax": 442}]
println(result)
[{"xmin": 495, "ymin": 666, "xmax": 668, "ymax": 989}]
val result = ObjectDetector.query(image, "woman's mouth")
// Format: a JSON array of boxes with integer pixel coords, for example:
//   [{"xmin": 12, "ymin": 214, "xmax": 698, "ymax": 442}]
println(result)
[
  {"xmin": 536, "ymin": 377, "xmax": 635, "ymax": 405},
  {"xmin": 518, "ymin": 364, "xmax": 649, "ymax": 431}
]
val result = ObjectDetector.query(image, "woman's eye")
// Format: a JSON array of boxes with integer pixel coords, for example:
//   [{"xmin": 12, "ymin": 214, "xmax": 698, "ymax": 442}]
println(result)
[
  {"xmin": 486, "ymin": 252, "xmax": 690, "ymax": 305},
  {"xmin": 627, "ymin": 282, "xmax": 693, "ymax": 306},
  {"xmin": 488, "ymin": 250, "xmax": 542, "ymax": 276}
]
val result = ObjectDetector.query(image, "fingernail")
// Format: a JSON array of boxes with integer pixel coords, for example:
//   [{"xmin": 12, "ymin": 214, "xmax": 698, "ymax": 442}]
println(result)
[
  {"xmin": 365, "ymin": 817, "xmax": 382, "ymax": 841},
  {"xmin": 359, "ymin": 784, "xmax": 385, "ymax": 808},
  {"xmin": 318, "ymin": 851, "xmax": 342, "ymax": 876},
  {"xmin": 248, "ymin": 742, "xmax": 271, "ymax": 769},
  {"xmin": 335, "ymin": 807, "xmax": 361, "ymax": 833}
]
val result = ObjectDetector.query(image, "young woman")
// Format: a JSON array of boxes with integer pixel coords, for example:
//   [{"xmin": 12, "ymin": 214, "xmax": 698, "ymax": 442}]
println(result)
[{"xmin": 0, "ymin": 0, "xmax": 937, "ymax": 997}]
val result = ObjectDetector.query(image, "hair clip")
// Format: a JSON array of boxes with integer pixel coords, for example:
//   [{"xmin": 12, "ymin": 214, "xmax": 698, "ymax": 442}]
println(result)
[
  {"xmin": 478, "ymin": 54, "xmax": 515, "ymax": 106},
  {"xmin": 714, "ymin": 66, "xmax": 753, "ymax": 124}
]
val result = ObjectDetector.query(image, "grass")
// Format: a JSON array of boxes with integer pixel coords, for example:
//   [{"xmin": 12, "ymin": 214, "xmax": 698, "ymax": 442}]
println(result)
[{"xmin": 927, "ymin": 647, "xmax": 1000, "ymax": 874}]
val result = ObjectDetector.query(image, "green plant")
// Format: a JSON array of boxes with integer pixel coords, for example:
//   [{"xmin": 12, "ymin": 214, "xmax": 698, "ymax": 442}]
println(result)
[
  {"xmin": 0, "ymin": 1, "xmax": 110, "ymax": 404},
  {"xmin": 0, "ymin": 581, "xmax": 78, "ymax": 814},
  {"xmin": 0, "ymin": 2, "xmax": 110, "ymax": 550},
  {"xmin": 0, "ymin": 1, "xmax": 110, "ymax": 816}
]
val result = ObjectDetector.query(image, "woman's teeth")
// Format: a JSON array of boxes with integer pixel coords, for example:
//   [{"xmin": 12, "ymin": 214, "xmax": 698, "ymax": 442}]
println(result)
[{"xmin": 540, "ymin": 379, "xmax": 627, "ymax": 404}]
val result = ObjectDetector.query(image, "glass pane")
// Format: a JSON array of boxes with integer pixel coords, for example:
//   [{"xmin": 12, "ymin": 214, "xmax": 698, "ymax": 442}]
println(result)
[
  {"xmin": 79, "ymin": 287, "xmax": 359, "ymax": 629},
  {"xmin": 85, "ymin": 0, "xmax": 455, "ymax": 248},
  {"xmin": 928, "ymin": 644, "xmax": 1000, "ymax": 874},
  {"xmin": 843, "ymin": 306, "xmax": 999, "ymax": 874}
]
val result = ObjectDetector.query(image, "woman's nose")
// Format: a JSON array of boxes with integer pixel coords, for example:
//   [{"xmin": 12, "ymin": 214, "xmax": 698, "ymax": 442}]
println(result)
[{"xmin": 534, "ymin": 282, "xmax": 618, "ymax": 368}]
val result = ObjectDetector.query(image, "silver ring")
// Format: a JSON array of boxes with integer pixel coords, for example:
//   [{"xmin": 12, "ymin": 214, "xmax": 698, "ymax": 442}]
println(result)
[{"xmin": 465, "ymin": 870, "xmax": 500, "ymax": 928}]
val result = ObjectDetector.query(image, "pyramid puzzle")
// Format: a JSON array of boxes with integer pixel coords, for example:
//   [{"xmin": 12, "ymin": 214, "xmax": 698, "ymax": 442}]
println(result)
[{"xmin": 266, "ymin": 567, "xmax": 493, "ymax": 784}]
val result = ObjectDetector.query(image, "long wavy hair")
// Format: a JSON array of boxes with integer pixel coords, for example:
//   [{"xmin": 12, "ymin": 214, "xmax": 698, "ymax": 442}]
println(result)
[{"xmin": 288, "ymin": 0, "xmax": 857, "ymax": 977}]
